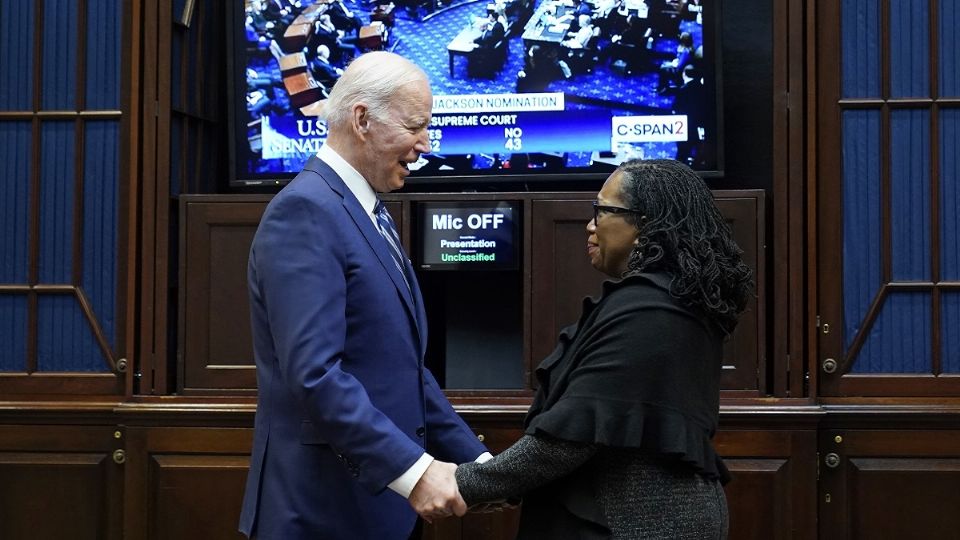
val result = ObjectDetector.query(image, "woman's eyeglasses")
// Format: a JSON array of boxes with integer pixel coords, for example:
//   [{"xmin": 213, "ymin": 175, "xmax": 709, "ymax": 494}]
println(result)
[{"xmin": 592, "ymin": 201, "xmax": 645, "ymax": 224}]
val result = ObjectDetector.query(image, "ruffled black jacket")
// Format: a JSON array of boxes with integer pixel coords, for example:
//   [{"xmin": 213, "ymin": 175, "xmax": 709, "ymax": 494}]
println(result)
[{"xmin": 525, "ymin": 272, "xmax": 729, "ymax": 483}]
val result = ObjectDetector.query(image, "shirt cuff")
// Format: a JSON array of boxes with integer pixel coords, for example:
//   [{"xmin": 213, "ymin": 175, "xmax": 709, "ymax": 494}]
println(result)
[
  {"xmin": 476, "ymin": 452, "xmax": 493, "ymax": 464},
  {"xmin": 388, "ymin": 452, "xmax": 434, "ymax": 499}
]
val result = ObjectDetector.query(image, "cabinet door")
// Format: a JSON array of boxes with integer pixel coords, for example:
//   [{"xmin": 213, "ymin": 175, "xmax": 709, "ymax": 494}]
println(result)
[
  {"xmin": 179, "ymin": 198, "xmax": 266, "ymax": 394},
  {"xmin": 0, "ymin": 425, "xmax": 123, "ymax": 540},
  {"xmin": 819, "ymin": 429, "xmax": 960, "ymax": 540},
  {"xmin": 124, "ymin": 426, "xmax": 253, "ymax": 540},
  {"xmin": 715, "ymin": 428, "xmax": 817, "ymax": 540},
  {"xmin": 178, "ymin": 197, "xmax": 402, "ymax": 394}
]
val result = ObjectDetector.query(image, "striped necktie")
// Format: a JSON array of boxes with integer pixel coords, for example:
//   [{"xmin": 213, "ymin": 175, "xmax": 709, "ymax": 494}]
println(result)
[{"xmin": 374, "ymin": 200, "xmax": 411, "ymax": 292}]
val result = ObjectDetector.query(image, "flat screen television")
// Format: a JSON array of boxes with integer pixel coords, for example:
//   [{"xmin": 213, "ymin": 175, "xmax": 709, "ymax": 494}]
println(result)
[
  {"xmin": 417, "ymin": 201, "xmax": 520, "ymax": 269},
  {"xmin": 228, "ymin": 0, "xmax": 722, "ymax": 187}
]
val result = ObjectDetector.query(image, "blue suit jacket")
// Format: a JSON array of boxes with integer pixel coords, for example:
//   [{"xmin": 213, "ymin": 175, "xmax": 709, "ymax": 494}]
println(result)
[{"xmin": 239, "ymin": 156, "xmax": 487, "ymax": 539}]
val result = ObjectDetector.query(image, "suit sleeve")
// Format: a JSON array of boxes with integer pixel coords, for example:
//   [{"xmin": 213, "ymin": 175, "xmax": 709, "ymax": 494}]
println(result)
[
  {"xmin": 252, "ymin": 193, "xmax": 425, "ymax": 494},
  {"xmin": 421, "ymin": 368, "xmax": 489, "ymax": 463}
]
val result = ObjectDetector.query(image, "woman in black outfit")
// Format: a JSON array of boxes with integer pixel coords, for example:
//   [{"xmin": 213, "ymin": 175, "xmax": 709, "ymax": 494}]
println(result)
[{"xmin": 455, "ymin": 159, "xmax": 753, "ymax": 539}]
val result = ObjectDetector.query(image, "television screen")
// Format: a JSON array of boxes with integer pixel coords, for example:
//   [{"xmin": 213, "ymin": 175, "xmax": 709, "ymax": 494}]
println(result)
[
  {"xmin": 230, "ymin": 0, "xmax": 720, "ymax": 186},
  {"xmin": 417, "ymin": 201, "xmax": 520, "ymax": 269}
]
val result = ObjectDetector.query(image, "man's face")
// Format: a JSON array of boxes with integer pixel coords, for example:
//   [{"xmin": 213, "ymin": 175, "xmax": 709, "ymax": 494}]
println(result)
[{"xmin": 361, "ymin": 79, "xmax": 432, "ymax": 193}]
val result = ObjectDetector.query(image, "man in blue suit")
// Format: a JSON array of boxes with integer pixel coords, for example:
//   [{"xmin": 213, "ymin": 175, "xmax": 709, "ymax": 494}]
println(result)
[{"xmin": 239, "ymin": 51, "xmax": 490, "ymax": 539}]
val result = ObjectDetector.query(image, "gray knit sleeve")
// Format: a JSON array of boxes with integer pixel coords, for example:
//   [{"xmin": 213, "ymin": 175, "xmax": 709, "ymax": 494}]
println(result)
[{"xmin": 455, "ymin": 434, "xmax": 598, "ymax": 506}]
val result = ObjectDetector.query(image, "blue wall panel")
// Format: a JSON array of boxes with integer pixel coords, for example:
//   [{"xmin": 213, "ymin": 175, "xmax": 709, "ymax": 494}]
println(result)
[
  {"xmin": 851, "ymin": 292, "xmax": 931, "ymax": 373},
  {"xmin": 843, "ymin": 110, "xmax": 882, "ymax": 352},
  {"xmin": 41, "ymin": 0, "xmax": 78, "ymax": 110},
  {"xmin": 82, "ymin": 121, "xmax": 119, "ymax": 349},
  {"xmin": 842, "ymin": 0, "xmax": 881, "ymax": 98},
  {"xmin": 86, "ymin": 0, "xmax": 121, "ymax": 109},
  {"xmin": 37, "ymin": 294, "xmax": 107, "ymax": 372},
  {"xmin": 943, "ymin": 109, "xmax": 960, "ymax": 280},
  {"xmin": 941, "ymin": 0, "xmax": 959, "ymax": 97},
  {"xmin": 0, "ymin": 1, "xmax": 34, "ymax": 110},
  {"xmin": 38, "ymin": 121, "xmax": 75, "ymax": 284},
  {"xmin": 889, "ymin": 0, "xmax": 929, "ymax": 98},
  {"xmin": 944, "ymin": 293, "xmax": 960, "ymax": 373},
  {"xmin": 0, "ymin": 295, "xmax": 27, "ymax": 372},
  {"xmin": 890, "ymin": 110, "xmax": 930, "ymax": 281},
  {"xmin": 0, "ymin": 122, "xmax": 32, "ymax": 284}
]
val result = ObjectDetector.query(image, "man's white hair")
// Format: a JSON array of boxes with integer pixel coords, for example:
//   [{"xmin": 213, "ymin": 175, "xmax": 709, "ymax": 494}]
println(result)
[{"xmin": 324, "ymin": 52, "xmax": 429, "ymax": 129}]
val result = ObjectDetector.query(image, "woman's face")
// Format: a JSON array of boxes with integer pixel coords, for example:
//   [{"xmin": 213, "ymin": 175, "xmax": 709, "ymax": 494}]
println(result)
[{"xmin": 586, "ymin": 170, "xmax": 640, "ymax": 278}]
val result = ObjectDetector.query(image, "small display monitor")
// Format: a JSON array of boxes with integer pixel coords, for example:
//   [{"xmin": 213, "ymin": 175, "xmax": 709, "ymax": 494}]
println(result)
[{"xmin": 418, "ymin": 201, "xmax": 520, "ymax": 270}]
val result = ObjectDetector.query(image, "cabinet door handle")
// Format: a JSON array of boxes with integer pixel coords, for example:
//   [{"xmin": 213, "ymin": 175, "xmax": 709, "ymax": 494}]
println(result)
[{"xmin": 824, "ymin": 452, "xmax": 840, "ymax": 468}]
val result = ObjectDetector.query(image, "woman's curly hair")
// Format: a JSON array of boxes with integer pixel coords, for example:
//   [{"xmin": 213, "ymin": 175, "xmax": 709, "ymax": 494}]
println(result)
[{"xmin": 617, "ymin": 159, "xmax": 754, "ymax": 333}]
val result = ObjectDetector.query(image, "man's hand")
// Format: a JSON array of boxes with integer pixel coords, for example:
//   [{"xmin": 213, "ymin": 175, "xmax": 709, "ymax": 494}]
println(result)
[{"xmin": 408, "ymin": 460, "xmax": 467, "ymax": 522}]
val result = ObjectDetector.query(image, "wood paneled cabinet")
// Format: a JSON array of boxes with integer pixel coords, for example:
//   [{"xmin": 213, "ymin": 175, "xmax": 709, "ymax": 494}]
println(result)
[
  {"xmin": 8, "ymin": 411, "xmax": 960, "ymax": 540},
  {"xmin": 818, "ymin": 426, "xmax": 960, "ymax": 540},
  {"xmin": 0, "ymin": 424, "xmax": 124, "ymax": 540},
  {"xmin": 178, "ymin": 191, "xmax": 765, "ymax": 396},
  {"xmin": 123, "ymin": 426, "xmax": 253, "ymax": 540},
  {"xmin": 0, "ymin": 416, "xmax": 817, "ymax": 540}
]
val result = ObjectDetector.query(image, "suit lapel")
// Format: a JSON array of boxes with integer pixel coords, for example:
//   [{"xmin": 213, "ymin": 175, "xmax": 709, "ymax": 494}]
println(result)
[{"xmin": 304, "ymin": 156, "xmax": 422, "ymax": 340}]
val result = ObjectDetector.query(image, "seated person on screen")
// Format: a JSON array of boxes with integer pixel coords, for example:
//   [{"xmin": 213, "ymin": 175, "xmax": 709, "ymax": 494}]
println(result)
[
  {"xmin": 594, "ymin": 0, "xmax": 626, "ymax": 35},
  {"xmin": 562, "ymin": 14, "xmax": 597, "ymax": 48},
  {"xmin": 312, "ymin": 14, "xmax": 360, "ymax": 64},
  {"xmin": 247, "ymin": 67, "xmax": 278, "ymax": 91},
  {"xmin": 608, "ymin": 13, "xmax": 647, "ymax": 73},
  {"xmin": 264, "ymin": 0, "xmax": 298, "ymax": 26},
  {"xmin": 310, "ymin": 45, "xmax": 344, "ymax": 88},
  {"xmin": 474, "ymin": 9, "xmax": 507, "ymax": 48},
  {"xmin": 643, "ymin": 0, "xmax": 678, "ymax": 44},
  {"xmin": 326, "ymin": 0, "xmax": 363, "ymax": 34},
  {"xmin": 565, "ymin": 0, "xmax": 593, "ymax": 19},
  {"xmin": 656, "ymin": 31, "xmax": 695, "ymax": 93},
  {"xmin": 611, "ymin": 13, "xmax": 646, "ymax": 47},
  {"xmin": 247, "ymin": 88, "xmax": 275, "ymax": 117},
  {"xmin": 680, "ymin": 0, "xmax": 703, "ymax": 23},
  {"xmin": 516, "ymin": 44, "xmax": 571, "ymax": 92},
  {"xmin": 469, "ymin": 9, "xmax": 508, "ymax": 77},
  {"xmin": 666, "ymin": 64, "xmax": 706, "ymax": 166}
]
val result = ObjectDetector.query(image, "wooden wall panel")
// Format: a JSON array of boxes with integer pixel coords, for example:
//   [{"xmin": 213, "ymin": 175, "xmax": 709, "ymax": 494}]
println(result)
[
  {"xmin": 715, "ymin": 429, "xmax": 817, "ymax": 540},
  {"xmin": 180, "ymin": 193, "xmax": 765, "ymax": 396},
  {"xmin": 179, "ymin": 198, "xmax": 268, "ymax": 394},
  {"xmin": 723, "ymin": 458, "xmax": 790, "ymax": 540},
  {"xmin": 124, "ymin": 426, "xmax": 253, "ymax": 540},
  {"xmin": 149, "ymin": 454, "xmax": 250, "ymax": 540},
  {"xmin": 0, "ymin": 425, "xmax": 122, "ymax": 540},
  {"xmin": 819, "ymin": 429, "xmax": 960, "ymax": 540},
  {"xmin": 847, "ymin": 458, "xmax": 960, "ymax": 539}
]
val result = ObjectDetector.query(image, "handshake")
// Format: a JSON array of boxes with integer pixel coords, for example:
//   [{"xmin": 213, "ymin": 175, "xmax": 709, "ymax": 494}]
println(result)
[{"xmin": 407, "ymin": 460, "xmax": 510, "ymax": 522}]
